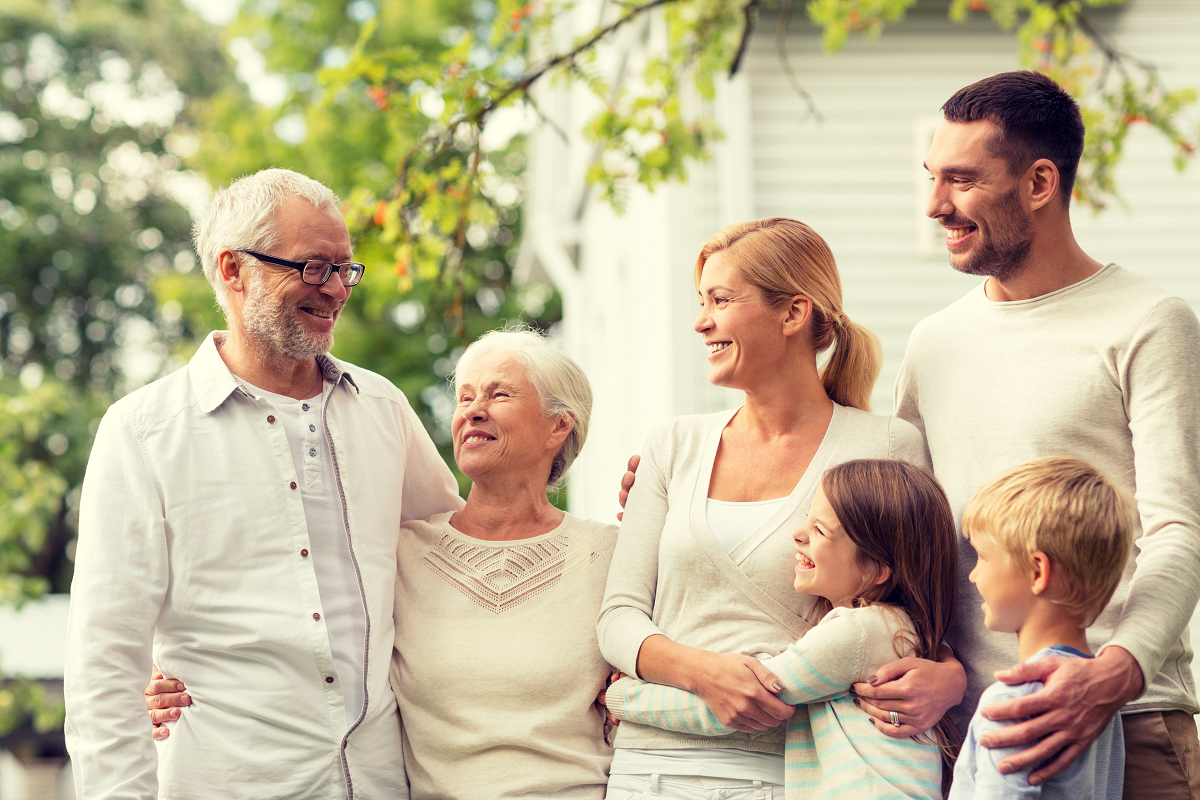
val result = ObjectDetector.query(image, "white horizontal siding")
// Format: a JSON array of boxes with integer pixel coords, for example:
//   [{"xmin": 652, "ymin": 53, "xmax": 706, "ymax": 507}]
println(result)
[{"xmin": 747, "ymin": 0, "xmax": 1200, "ymax": 412}]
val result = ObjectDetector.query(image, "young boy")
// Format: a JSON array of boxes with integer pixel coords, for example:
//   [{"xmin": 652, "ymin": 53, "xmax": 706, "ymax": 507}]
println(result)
[{"xmin": 949, "ymin": 455, "xmax": 1135, "ymax": 799}]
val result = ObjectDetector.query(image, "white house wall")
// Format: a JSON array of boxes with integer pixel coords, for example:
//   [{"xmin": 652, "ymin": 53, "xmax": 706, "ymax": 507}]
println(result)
[
  {"xmin": 526, "ymin": 0, "xmax": 1200, "ymax": 521},
  {"xmin": 748, "ymin": 0, "xmax": 1200, "ymax": 412}
]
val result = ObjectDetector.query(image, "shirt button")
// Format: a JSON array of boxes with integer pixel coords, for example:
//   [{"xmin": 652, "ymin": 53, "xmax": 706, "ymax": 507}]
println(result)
[
  {"xmin": 302, "ymin": 403, "xmax": 310, "ymax": 411},
  {"xmin": 289, "ymin": 481, "xmax": 297, "ymax": 490},
  {"xmin": 309, "ymin": 424, "xmax": 316, "ymax": 432},
  {"xmin": 267, "ymin": 415, "xmax": 275, "ymax": 424},
  {"xmin": 309, "ymin": 448, "xmax": 316, "ymax": 457},
  {"xmin": 300, "ymin": 548, "xmax": 309, "ymax": 557},
  {"xmin": 312, "ymin": 612, "xmax": 321, "ymax": 621},
  {"xmin": 325, "ymin": 676, "xmax": 334, "ymax": 684}
]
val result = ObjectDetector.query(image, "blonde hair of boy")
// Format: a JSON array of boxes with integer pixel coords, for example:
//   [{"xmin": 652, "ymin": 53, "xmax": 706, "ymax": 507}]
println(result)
[{"xmin": 962, "ymin": 456, "xmax": 1136, "ymax": 627}]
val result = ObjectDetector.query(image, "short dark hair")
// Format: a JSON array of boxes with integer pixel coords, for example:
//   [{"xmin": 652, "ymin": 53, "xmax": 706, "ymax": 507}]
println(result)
[{"xmin": 942, "ymin": 71, "xmax": 1085, "ymax": 206}]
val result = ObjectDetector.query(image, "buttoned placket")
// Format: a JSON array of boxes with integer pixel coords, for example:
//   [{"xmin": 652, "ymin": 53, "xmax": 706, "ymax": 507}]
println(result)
[{"xmin": 236, "ymin": 384, "xmax": 344, "ymax": 701}]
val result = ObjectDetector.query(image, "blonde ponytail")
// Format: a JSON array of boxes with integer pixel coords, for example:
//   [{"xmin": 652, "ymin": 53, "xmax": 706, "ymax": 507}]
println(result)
[
  {"xmin": 820, "ymin": 316, "xmax": 882, "ymax": 412},
  {"xmin": 695, "ymin": 218, "xmax": 881, "ymax": 411}
]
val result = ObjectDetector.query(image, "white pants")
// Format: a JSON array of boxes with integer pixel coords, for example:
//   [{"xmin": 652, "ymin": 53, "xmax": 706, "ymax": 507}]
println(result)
[{"xmin": 604, "ymin": 774, "xmax": 781, "ymax": 800}]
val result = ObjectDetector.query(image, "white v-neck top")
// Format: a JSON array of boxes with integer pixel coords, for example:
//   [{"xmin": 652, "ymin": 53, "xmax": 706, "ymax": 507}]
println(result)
[
  {"xmin": 598, "ymin": 403, "xmax": 931, "ymax": 756},
  {"xmin": 706, "ymin": 498, "xmax": 789, "ymax": 553}
]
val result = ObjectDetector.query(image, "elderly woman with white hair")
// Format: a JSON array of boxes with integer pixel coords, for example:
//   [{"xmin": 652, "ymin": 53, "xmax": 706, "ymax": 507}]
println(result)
[
  {"xmin": 390, "ymin": 327, "xmax": 618, "ymax": 798},
  {"xmin": 149, "ymin": 327, "xmax": 619, "ymax": 798}
]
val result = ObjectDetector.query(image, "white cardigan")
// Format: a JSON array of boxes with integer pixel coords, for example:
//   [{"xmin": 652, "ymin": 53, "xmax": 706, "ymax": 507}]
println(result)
[{"xmin": 597, "ymin": 403, "xmax": 931, "ymax": 753}]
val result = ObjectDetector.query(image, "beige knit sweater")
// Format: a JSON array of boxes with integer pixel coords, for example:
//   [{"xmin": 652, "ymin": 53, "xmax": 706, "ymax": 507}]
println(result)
[
  {"xmin": 597, "ymin": 404, "xmax": 931, "ymax": 753},
  {"xmin": 391, "ymin": 511, "xmax": 618, "ymax": 799}
]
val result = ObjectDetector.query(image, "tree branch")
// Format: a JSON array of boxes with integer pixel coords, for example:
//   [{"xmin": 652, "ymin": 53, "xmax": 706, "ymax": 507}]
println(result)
[
  {"xmin": 775, "ymin": 0, "xmax": 822, "ymax": 121},
  {"xmin": 729, "ymin": 0, "xmax": 761, "ymax": 77}
]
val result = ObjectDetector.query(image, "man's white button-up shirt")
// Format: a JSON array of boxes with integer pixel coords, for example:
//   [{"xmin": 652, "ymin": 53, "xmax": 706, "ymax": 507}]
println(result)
[{"xmin": 64, "ymin": 332, "xmax": 464, "ymax": 800}]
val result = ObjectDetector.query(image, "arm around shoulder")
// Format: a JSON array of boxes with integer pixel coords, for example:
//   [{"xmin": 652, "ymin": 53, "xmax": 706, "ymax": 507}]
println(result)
[
  {"xmin": 1108, "ymin": 296, "xmax": 1200, "ymax": 690},
  {"xmin": 65, "ymin": 407, "xmax": 169, "ymax": 799}
]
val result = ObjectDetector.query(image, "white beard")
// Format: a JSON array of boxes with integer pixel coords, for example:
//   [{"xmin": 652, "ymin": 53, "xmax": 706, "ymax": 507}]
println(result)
[{"xmin": 241, "ymin": 271, "xmax": 335, "ymax": 364}]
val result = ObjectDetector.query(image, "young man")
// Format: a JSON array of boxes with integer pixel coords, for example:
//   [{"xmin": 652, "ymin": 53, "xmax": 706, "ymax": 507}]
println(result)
[
  {"xmin": 950, "ymin": 456, "xmax": 1134, "ymax": 799},
  {"xmin": 853, "ymin": 71, "xmax": 1200, "ymax": 798},
  {"xmin": 64, "ymin": 169, "xmax": 464, "ymax": 799}
]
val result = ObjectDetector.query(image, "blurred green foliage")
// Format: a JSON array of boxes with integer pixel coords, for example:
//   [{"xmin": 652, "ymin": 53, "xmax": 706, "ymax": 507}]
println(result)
[{"xmin": 0, "ymin": 0, "xmax": 1194, "ymax": 747}]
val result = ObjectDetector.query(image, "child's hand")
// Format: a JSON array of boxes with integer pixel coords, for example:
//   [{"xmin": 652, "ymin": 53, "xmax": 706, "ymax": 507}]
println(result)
[{"xmin": 851, "ymin": 646, "xmax": 965, "ymax": 737}]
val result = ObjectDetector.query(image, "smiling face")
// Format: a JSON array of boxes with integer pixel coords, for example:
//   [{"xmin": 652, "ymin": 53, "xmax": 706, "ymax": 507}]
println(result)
[
  {"xmin": 792, "ymin": 486, "xmax": 882, "ymax": 607},
  {"xmin": 452, "ymin": 353, "xmax": 565, "ymax": 486},
  {"xmin": 967, "ymin": 532, "xmax": 1035, "ymax": 633},
  {"xmin": 238, "ymin": 195, "xmax": 354, "ymax": 361},
  {"xmin": 924, "ymin": 119, "xmax": 1034, "ymax": 282},
  {"xmin": 694, "ymin": 250, "xmax": 796, "ymax": 390}
]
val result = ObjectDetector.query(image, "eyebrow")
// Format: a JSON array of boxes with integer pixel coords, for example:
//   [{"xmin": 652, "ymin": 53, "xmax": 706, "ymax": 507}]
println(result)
[
  {"xmin": 924, "ymin": 162, "xmax": 984, "ymax": 178},
  {"xmin": 700, "ymin": 285, "xmax": 735, "ymax": 296}
]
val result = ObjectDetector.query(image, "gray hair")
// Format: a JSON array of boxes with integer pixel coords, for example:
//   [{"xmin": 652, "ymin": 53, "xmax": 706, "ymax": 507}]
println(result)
[
  {"xmin": 192, "ymin": 168, "xmax": 340, "ymax": 313},
  {"xmin": 454, "ymin": 326, "xmax": 592, "ymax": 489}
]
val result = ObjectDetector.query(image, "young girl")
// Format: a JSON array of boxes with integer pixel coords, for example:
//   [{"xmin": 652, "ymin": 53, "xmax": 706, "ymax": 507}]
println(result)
[{"xmin": 603, "ymin": 459, "xmax": 959, "ymax": 799}]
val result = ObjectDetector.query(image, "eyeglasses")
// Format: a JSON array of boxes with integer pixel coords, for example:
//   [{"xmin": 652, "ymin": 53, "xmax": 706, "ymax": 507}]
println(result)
[{"xmin": 238, "ymin": 250, "xmax": 365, "ymax": 287}]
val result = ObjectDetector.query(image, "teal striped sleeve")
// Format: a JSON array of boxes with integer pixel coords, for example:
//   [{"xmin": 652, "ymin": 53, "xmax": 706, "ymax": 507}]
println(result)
[
  {"xmin": 604, "ymin": 676, "xmax": 737, "ymax": 736},
  {"xmin": 762, "ymin": 610, "xmax": 867, "ymax": 704}
]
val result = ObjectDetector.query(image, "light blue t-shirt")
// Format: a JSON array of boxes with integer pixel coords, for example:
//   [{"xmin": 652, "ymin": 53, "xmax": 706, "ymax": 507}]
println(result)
[{"xmin": 948, "ymin": 645, "xmax": 1124, "ymax": 799}]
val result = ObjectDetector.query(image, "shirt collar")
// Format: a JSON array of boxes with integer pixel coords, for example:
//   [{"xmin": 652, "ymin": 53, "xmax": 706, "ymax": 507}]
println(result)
[{"xmin": 189, "ymin": 331, "xmax": 359, "ymax": 415}]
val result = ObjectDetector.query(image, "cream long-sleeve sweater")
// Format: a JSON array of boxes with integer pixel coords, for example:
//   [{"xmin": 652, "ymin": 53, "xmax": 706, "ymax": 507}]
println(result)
[
  {"xmin": 597, "ymin": 403, "xmax": 931, "ymax": 754},
  {"xmin": 391, "ymin": 511, "xmax": 617, "ymax": 800},
  {"xmin": 896, "ymin": 264, "xmax": 1200, "ymax": 732}
]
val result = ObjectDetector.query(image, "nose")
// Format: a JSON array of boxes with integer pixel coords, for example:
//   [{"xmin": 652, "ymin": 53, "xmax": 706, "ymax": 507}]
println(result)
[
  {"xmin": 319, "ymin": 270, "xmax": 351, "ymax": 302},
  {"xmin": 925, "ymin": 178, "xmax": 952, "ymax": 221},
  {"xmin": 694, "ymin": 303, "xmax": 712, "ymax": 335}
]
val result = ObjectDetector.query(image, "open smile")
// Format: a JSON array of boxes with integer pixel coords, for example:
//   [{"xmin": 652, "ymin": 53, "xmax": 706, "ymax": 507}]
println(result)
[
  {"xmin": 944, "ymin": 225, "xmax": 977, "ymax": 248},
  {"xmin": 461, "ymin": 432, "xmax": 496, "ymax": 445},
  {"xmin": 795, "ymin": 551, "xmax": 815, "ymax": 571},
  {"xmin": 706, "ymin": 341, "xmax": 731, "ymax": 357}
]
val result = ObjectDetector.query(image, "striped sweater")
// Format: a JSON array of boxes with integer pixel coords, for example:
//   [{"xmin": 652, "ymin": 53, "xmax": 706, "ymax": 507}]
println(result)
[{"xmin": 605, "ymin": 605, "xmax": 943, "ymax": 800}]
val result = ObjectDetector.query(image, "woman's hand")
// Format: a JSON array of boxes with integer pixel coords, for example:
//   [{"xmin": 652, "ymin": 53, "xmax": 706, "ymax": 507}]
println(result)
[
  {"xmin": 146, "ymin": 667, "xmax": 191, "ymax": 740},
  {"xmin": 850, "ymin": 644, "xmax": 966, "ymax": 737},
  {"xmin": 686, "ymin": 650, "xmax": 793, "ymax": 733}
]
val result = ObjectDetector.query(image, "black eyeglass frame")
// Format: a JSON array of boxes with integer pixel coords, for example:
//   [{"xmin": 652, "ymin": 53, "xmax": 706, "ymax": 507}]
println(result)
[{"xmin": 238, "ymin": 249, "xmax": 365, "ymax": 287}]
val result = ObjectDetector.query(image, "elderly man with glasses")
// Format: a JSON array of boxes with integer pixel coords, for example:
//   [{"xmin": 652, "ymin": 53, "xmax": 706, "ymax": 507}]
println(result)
[{"xmin": 63, "ymin": 168, "xmax": 463, "ymax": 800}]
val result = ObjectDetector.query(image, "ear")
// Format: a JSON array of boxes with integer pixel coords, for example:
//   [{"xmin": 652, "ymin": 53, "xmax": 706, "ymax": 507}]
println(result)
[
  {"xmin": 217, "ymin": 249, "xmax": 248, "ymax": 295},
  {"xmin": 871, "ymin": 562, "xmax": 892, "ymax": 588},
  {"xmin": 780, "ymin": 294, "xmax": 814, "ymax": 337},
  {"xmin": 1029, "ymin": 551, "xmax": 1052, "ymax": 595},
  {"xmin": 1027, "ymin": 158, "xmax": 1060, "ymax": 212},
  {"xmin": 545, "ymin": 413, "xmax": 575, "ymax": 451}
]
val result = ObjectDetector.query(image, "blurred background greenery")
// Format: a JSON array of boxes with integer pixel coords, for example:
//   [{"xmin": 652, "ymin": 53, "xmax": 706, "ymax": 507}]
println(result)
[
  {"xmin": 0, "ymin": 0, "xmax": 563, "ymax": 742},
  {"xmin": 1, "ymin": 0, "xmax": 1194, "ymax": 753}
]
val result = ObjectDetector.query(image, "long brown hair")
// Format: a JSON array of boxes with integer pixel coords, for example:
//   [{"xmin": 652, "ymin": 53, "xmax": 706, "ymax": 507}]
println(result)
[
  {"xmin": 819, "ymin": 459, "xmax": 960, "ymax": 792},
  {"xmin": 694, "ymin": 218, "xmax": 881, "ymax": 410}
]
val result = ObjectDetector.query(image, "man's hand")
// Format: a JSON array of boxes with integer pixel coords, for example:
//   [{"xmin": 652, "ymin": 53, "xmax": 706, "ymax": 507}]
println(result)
[
  {"xmin": 616, "ymin": 454, "xmax": 640, "ymax": 522},
  {"xmin": 688, "ymin": 651, "xmax": 793, "ymax": 733},
  {"xmin": 851, "ymin": 645, "xmax": 966, "ymax": 737},
  {"xmin": 977, "ymin": 645, "xmax": 1142, "ymax": 785},
  {"xmin": 146, "ymin": 667, "xmax": 191, "ymax": 741}
]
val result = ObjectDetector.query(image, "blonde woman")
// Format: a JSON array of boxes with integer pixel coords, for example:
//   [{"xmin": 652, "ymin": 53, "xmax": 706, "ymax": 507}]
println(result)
[{"xmin": 598, "ymin": 218, "xmax": 965, "ymax": 799}]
